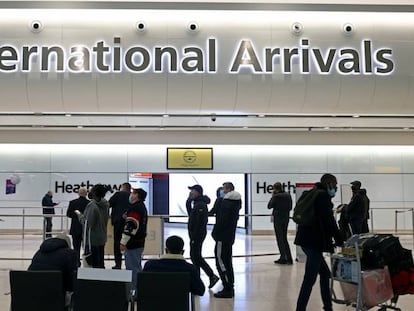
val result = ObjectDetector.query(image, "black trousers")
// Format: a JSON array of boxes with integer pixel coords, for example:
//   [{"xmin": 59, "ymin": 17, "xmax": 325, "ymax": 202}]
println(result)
[
  {"xmin": 91, "ymin": 245, "xmax": 105, "ymax": 268},
  {"xmin": 71, "ymin": 233, "xmax": 82, "ymax": 265},
  {"xmin": 273, "ymin": 216, "xmax": 292, "ymax": 262},
  {"xmin": 215, "ymin": 241, "xmax": 234, "ymax": 291},
  {"xmin": 113, "ymin": 221, "xmax": 125, "ymax": 268},
  {"xmin": 44, "ymin": 216, "xmax": 52, "ymax": 238},
  {"xmin": 190, "ymin": 239, "xmax": 215, "ymax": 278}
]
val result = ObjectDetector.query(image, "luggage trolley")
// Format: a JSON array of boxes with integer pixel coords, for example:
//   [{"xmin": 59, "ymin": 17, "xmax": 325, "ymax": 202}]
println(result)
[{"xmin": 330, "ymin": 241, "xmax": 400, "ymax": 311}]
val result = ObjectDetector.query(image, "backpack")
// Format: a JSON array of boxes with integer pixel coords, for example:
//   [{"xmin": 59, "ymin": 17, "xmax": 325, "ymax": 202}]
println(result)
[{"xmin": 293, "ymin": 188, "xmax": 323, "ymax": 225}]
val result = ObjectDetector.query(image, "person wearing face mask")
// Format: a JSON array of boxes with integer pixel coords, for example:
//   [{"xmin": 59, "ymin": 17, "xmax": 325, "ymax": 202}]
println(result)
[
  {"xmin": 294, "ymin": 174, "xmax": 343, "ymax": 311},
  {"xmin": 186, "ymin": 184, "xmax": 219, "ymax": 289},
  {"xmin": 120, "ymin": 188, "xmax": 148, "ymax": 295}
]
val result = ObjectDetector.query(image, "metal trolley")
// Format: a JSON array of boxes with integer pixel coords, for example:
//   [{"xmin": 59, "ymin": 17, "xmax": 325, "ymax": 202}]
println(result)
[{"xmin": 330, "ymin": 241, "xmax": 401, "ymax": 311}]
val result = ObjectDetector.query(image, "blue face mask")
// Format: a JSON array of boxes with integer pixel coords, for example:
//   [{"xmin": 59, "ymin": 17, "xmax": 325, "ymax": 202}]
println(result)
[
  {"xmin": 327, "ymin": 187, "xmax": 336, "ymax": 198},
  {"xmin": 219, "ymin": 190, "xmax": 225, "ymax": 198},
  {"xmin": 128, "ymin": 195, "xmax": 133, "ymax": 204}
]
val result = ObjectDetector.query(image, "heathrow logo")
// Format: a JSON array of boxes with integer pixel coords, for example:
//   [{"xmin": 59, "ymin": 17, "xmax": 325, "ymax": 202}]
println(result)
[{"xmin": 0, "ymin": 37, "xmax": 394, "ymax": 75}]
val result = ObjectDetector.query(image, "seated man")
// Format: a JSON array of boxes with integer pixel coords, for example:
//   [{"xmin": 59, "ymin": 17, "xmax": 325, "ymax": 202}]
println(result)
[
  {"xmin": 143, "ymin": 235, "xmax": 206, "ymax": 296},
  {"xmin": 28, "ymin": 233, "xmax": 78, "ymax": 306}
]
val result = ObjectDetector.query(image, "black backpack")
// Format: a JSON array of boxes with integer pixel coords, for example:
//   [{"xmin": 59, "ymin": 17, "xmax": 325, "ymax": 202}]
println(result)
[{"xmin": 293, "ymin": 188, "xmax": 323, "ymax": 225}]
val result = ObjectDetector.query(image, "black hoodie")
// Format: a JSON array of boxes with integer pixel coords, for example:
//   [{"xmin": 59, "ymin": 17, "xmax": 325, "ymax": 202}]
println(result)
[{"xmin": 28, "ymin": 238, "xmax": 77, "ymax": 291}]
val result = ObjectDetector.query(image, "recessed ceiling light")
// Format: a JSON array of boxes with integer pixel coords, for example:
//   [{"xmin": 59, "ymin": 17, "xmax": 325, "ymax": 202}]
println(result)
[
  {"xmin": 77, "ymin": 126, "xmax": 83, "ymax": 129},
  {"xmin": 352, "ymin": 115, "xmax": 360, "ymax": 118},
  {"xmin": 163, "ymin": 114, "xmax": 169, "ymax": 118},
  {"xmin": 65, "ymin": 114, "xmax": 72, "ymax": 117}
]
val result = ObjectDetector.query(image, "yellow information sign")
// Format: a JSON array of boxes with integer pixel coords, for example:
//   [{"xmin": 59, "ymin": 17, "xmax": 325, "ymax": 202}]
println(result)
[{"xmin": 167, "ymin": 148, "xmax": 213, "ymax": 169}]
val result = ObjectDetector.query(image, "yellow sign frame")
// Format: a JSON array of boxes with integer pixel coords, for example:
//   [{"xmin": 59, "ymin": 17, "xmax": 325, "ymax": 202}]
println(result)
[{"xmin": 167, "ymin": 148, "xmax": 213, "ymax": 170}]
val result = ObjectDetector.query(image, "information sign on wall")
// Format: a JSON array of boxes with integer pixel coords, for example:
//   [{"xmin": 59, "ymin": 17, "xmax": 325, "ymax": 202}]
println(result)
[{"xmin": 167, "ymin": 148, "xmax": 213, "ymax": 169}]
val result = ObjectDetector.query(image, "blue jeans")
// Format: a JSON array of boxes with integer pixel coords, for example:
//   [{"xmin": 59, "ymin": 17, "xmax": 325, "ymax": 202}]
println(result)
[
  {"xmin": 296, "ymin": 247, "xmax": 332, "ymax": 311},
  {"xmin": 125, "ymin": 247, "xmax": 144, "ymax": 292}
]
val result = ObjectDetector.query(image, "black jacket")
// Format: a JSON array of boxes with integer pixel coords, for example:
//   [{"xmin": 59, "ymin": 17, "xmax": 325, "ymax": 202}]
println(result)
[
  {"xmin": 187, "ymin": 196, "xmax": 210, "ymax": 242},
  {"xmin": 294, "ymin": 187, "xmax": 343, "ymax": 253},
  {"xmin": 143, "ymin": 254, "xmax": 206, "ymax": 296},
  {"xmin": 267, "ymin": 191, "xmax": 292, "ymax": 219},
  {"xmin": 66, "ymin": 196, "xmax": 89, "ymax": 236},
  {"xmin": 109, "ymin": 190, "xmax": 130, "ymax": 224},
  {"xmin": 347, "ymin": 190, "xmax": 367, "ymax": 223},
  {"xmin": 42, "ymin": 194, "xmax": 58, "ymax": 215},
  {"xmin": 120, "ymin": 200, "xmax": 148, "ymax": 249},
  {"xmin": 212, "ymin": 191, "xmax": 242, "ymax": 244},
  {"xmin": 28, "ymin": 238, "xmax": 77, "ymax": 292}
]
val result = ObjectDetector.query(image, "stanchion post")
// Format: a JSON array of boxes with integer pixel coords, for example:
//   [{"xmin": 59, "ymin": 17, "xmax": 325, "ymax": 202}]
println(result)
[
  {"xmin": 395, "ymin": 210, "xmax": 398, "ymax": 234},
  {"xmin": 22, "ymin": 208, "xmax": 25, "ymax": 241},
  {"xmin": 370, "ymin": 208, "xmax": 374, "ymax": 232},
  {"xmin": 411, "ymin": 208, "xmax": 414, "ymax": 250}
]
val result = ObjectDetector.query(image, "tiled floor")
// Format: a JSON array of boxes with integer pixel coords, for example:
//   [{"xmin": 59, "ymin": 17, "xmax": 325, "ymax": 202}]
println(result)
[{"xmin": 1, "ymin": 227, "xmax": 414, "ymax": 310}]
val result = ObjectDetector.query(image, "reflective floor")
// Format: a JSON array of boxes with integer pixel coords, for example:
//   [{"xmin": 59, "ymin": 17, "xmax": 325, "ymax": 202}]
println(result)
[{"xmin": 1, "ymin": 226, "xmax": 414, "ymax": 311}]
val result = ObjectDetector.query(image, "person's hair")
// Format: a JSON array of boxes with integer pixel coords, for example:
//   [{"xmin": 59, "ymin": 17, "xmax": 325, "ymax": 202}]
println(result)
[
  {"xmin": 216, "ymin": 186, "xmax": 223, "ymax": 198},
  {"xmin": 132, "ymin": 188, "xmax": 147, "ymax": 201},
  {"xmin": 165, "ymin": 235, "xmax": 184, "ymax": 254},
  {"xmin": 78, "ymin": 187, "xmax": 87, "ymax": 197},
  {"xmin": 122, "ymin": 182, "xmax": 131, "ymax": 192},
  {"xmin": 320, "ymin": 173, "xmax": 337, "ymax": 186},
  {"xmin": 91, "ymin": 184, "xmax": 111, "ymax": 199},
  {"xmin": 223, "ymin": 182, "xmax": 234, "ymax": 191},
  {"xmin": 273, "ymin": 182, "xmax": 283, "ymax": 194}
]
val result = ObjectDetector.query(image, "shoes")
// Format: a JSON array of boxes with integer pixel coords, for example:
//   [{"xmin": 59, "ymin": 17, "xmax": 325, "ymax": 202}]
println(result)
[
  {"xmin": 214, "ymin": 289, "xmax": 234, "ymax": 298},
  {"xmin": 274, "ymin": 259, "xmax": 293, "ymax": 265},
  {"xmin": 112, "ymin": 265, "xmax": 121, "ymax": 270},
  {"xmin": 209, "ymin": 275, "xmax": 220, "ymax": 289}
]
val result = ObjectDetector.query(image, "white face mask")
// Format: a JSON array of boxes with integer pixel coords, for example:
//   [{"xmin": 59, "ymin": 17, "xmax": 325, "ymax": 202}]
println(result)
[{"xmin": 327, "ymin": 187, "xmax": 337, "ymax": 197}]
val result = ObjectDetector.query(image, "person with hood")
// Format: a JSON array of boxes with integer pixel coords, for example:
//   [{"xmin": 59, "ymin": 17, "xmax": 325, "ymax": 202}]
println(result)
[
  {"xmin": 211, "ymin": 182, "xmax": 242, "ymax": 298},
  {"xmin": 267, "ymin": 182, "xmax": 293, "ymax": 265},
  {"xmin": 120, "ymin": 188, "xmax": 148, "ymax": 294},
  {"xmin": 76, "ymin": 184, "xmax": 110, "ymax": 268},
  {"xmin": 28, "ymin": 233, "xmax": 77, "ymax": 306},
  {"xmin": 294, "ymin": 174, "xmax": 343, "ymax": 311},
  {"xmin": 186, "ymin": 184, "xmax": 219, "ymax": 289}
]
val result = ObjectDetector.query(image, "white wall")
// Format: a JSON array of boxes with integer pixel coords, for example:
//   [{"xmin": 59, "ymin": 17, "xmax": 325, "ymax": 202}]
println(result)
[{"xmin": 1, "ymin": 144, "xmax": 414, "ymax": 232}]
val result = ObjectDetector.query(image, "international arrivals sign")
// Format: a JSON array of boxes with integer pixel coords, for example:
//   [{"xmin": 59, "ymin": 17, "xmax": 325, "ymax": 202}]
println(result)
[{"xmin": 0, "ymin": 37, "xmax": 394, "ymax": 75}]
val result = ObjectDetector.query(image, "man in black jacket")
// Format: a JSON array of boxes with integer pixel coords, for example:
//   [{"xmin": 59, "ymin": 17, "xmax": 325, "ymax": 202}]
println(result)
[
  {"xmin": 29, "ymin": 234, "xmax": 78, "ymax": 302},
  {"xmin": 109, "ymin": 182, "xmax": 131, "ymax": 269},
  {"xmin": 66, "ymin": 187, "xmax": 89, "ymax": 266},
  {"xmin": 120, "ymin": 188, "xmax": 148, "ymax": 293},
  {"xmin": 267, "ymin": 182, "xmax": 293, "ymax": 265},
  {"xmin": 294, "ymin": 174, "xmax": 343, "ymax": 311},
  {"xmin": 41, "ymin": 191, "xmax": 59, "ymax": 238},
  {"xmin": 187, "ymin": 184, "xmax": 219, "ymax": 289},
  {"xmin": 144, "ymin": 235, "xmax": 205, "ymax": 296},
  {"xmin": 347, "ymin": 180, "xmax": 369, "ymax": 234},
  {"xmin": 211, "ymin": 182, "xmax": 242, "ymax": 298}
]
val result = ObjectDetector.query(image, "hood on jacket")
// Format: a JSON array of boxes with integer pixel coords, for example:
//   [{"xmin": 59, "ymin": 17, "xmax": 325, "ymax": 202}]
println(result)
[
  {"xmin": 223, "ymin": 191, "xmax": 241, "ymax": 201},
  {"xmin": 94, "ymin": 198, "xmax": 109, "ymax": 209},
  {"xmin": 39, "ymin": 238, "xmax": 69, "ymax": 253}
]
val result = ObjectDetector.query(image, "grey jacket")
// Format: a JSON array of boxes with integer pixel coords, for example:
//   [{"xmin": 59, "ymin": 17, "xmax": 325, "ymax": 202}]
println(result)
[{"xmin": 82, "ymin": 198, "xmax": 109, "ymax": 246}]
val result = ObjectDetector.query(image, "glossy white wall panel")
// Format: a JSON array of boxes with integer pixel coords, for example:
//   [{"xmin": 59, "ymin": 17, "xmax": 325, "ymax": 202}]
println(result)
[
  {"xmin": 201, "ymin": 74, "xmax": 237, "ymax": 112},
  {"xmin": 167, "ymin": 74, "xmax": 203, "ymax": 113},
  {"xmin": 0, "ymin": 74, "xmax": 30, "ymax": 111},
  {"xmin": 401, "ymin": 150, "xmax": 414, "ymax": 173},
  {"xmin": 303, "ymin": 76, "xmax": 341, "ymax": 113},
  {"xmin": 0, "ymin": 172, "xmax": 50, "ymax": 207},
  {"xmin": 127, "ymin": 146, "xmax": 166, "ymax": 172},
  {"xmin": 0, "ymin": 148, "xmax": 50, "ymax": 172},
  {"xmin": 327, "ymin": 149, "xmax": 373, "ymax": 173},
  {"xmin": 97, "ymin": 74, "xmax": 132, "ymax": 112},
  {"xmin": 337, "ymin": 76, "xmax": 375, "ymax": 113},
  {"xmin": 251, "ymin": 146, "xmax": 328, "ymax": 173},
  {"xmin": 211, "ymin": 146, "xmax": 252, "ymax": 173},
  {"xmin": 50, "ymin": 146, "xmax": 128, "ymax": 172},
  {"xmin": 132, "ymin": 74, "xmax": 168, "ymax": 113},
  {"xmin": 62, "ymin": 74, "xmax": 99, "ymax": 112}
]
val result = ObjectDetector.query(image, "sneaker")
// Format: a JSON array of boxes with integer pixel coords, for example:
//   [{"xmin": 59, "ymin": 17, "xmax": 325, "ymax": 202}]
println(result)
[
  {"xmin": 214, "ymin": 289, "xmax": 234, "ymax": 298},
  {"xmin": 209, "ymin": 275, "xmax": 220, "ymax": 289}
]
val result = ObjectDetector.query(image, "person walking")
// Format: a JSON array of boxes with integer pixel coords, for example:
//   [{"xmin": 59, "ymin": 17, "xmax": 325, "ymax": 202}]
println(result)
[
  {"xmin": 41, "ymin": 191, "xmax": 59, "ymax": 238},
  {"xmin": 294, "ymin": 174, "xmax": 343, "ymax": 311},
  {"xmin": 66, "ymin": 187, "xmax": 89, "ymax": 266},
  {"xmin": 109, "ymin": 182, "xmax": 131, "ymax": 269},
  {"xmin": 120, "ymin": 188, "xmax": 148, "ymax": 294},
  {"xmin": 186, "ymin": 184, "xmax": 219, "ymax": 289},
  {"xmin": 211, "ymin": 182, "xmax": 242, "ymax": 298},
  {"xmin": 267, "ymin": 182, "xmax": 293, "ymax": 265}
]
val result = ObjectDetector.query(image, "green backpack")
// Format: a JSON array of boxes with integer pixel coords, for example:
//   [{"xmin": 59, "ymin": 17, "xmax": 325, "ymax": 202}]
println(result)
[{"xmin": 293, "ymin": 188, "xmax": 323, "ymax": 225}]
